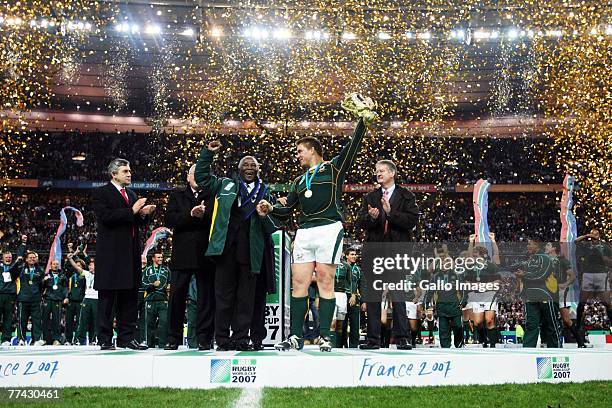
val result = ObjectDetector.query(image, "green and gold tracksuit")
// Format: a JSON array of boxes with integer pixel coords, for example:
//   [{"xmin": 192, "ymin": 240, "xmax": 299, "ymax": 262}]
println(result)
[
  {"xmin": 520, "ymin": 253, "xmax": 562, "ymax": 348},
  {"xmin": 42, "ymin": 272, "xmax": 68, "ymax": 343},
  {"xmin": 424, "ymin": 268, "xmax": 467, "ymax": 348},
  {"xmin": 186, "ymin": 275, "xmax": 198, "ymax": 349},
  {"xmin": 65, "ymin": 271, "xmax": 85, "ymax": 344},
  {"xmin": 16, "ymin": 263, "xmax": 44, "ymax": 342},
  {"xmin": 1, "ymin": 262, "xmax": 19, "ymax": 343},
  {"xmin": 331, "ymin": 262, "xmax": 349, "ymax": 347},
  {"xmin": 334, "ymin": 262, "xmax": 349, "ymax": 293},
  {"xmin": 345, "ymin": 262, "xmax": 362, "ymax": 348},
  {"xmin": 77, "ymin": 270, "xmax": 98, "ymax": 345},
  {"xmin": 271, "ymin": 118, "xmax": 367, "ymax": 340},
  {"xmin": 142, "ymin": 264, "xmax": 170, "ymax": 348}
]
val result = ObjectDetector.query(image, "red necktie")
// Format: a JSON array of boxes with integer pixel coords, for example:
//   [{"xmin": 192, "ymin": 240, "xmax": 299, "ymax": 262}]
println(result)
[
  {"xmin": 383, "ymin": 190, "xmax": 389, "ymax": 235},
  {"xmin": 120, "ymin": 188, "xmax": 129, "ymax": 204},
  {"xmin": 121, "ymin": 188, "xmax": 135, "ymax": 237}
]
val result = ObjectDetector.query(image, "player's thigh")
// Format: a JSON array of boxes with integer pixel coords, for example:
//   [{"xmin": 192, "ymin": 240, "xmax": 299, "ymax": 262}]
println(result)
[
  {"xmin": 291, "ymin": 263, "xmax": 315, "ymax": 294},
  {"xmin": 315, "ymin": 263, "xmax": 337, "ymax": 295},
  {"xmin": 471, "ymin": 308, "xmax": 485, "ymax": 325},
  {"xmin": 484, "ymin": 310, "xmax": 496, "ymax": 325}
]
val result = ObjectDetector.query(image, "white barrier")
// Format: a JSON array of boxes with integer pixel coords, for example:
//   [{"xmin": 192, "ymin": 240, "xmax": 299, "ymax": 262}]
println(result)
[{"xmin": 0, "ymin": 346, "xmax": 610, "ymax": 388}]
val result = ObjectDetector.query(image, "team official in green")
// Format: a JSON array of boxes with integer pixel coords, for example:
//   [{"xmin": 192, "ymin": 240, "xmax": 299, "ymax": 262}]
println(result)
[
  {"xmin": 64, "ymin": 257, "xmax": 86, "ymax": 345},
  {"xmin": 1, "ymin": 237, "xmax": 26, "ymax": 345},
  {"xmin": 42, "ymin": 260, "xmax": 68, "ymax": 345},
  {"xmin": 14, "ymin": 251, "xmax": 45, "ymax": 346},
  {"xmin": 67, "ymin": 252, "xmax": 98, "ymax": 345},
  {"xmin": 142, "ymin": 251, "xmax": 170, "ymax": 348},
  {"xmin": 344, "ymin": 248, "xmax": 362, "ymax": 348},
  {"xmin": 424, "ymin": 261, "xmax": 467, "ymax": 348},
  {"xmin": 260, "ymin": 93, "xmax": 378, "ymax": 352},
  {"xmin": 516, "ymin": 238, "xmax": 562, "ymax": 348},
  {"xmin": 330, "ymin": 257, "xmax": 349, "ymax": 348}
]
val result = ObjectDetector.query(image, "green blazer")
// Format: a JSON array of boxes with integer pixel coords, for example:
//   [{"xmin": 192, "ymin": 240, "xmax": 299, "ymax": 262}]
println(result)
[{"xmin": 195, "ymin": 148, "xmax": 282, "ymax": 273}]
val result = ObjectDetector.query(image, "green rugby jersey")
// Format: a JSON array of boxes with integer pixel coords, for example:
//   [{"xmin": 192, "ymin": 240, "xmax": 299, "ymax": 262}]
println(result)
[
  {"xmin": 272, "ymin": 119, "xmax": 366, "ymax": 229},
  {"xmin": 142, "ymin": 264, "xmax": 170, "ymax": 301},
  {"xmin": 334, "ymin": 261, "xmax": 349, "ymax": 293}
]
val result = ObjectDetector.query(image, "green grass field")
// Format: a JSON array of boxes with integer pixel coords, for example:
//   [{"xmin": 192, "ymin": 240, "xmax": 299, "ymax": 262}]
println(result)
[{"xmin": 0, "ymin": 382, "xmax": 610, "ymax": 408}]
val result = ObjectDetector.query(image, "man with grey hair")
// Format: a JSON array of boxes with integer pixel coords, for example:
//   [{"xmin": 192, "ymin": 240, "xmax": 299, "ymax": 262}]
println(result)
[
  {"xmin": 92, "ymin": 158, "xmax": 156, "ymax": 350},
  {"xmin": 195, "ymin": 142, "xmax": 280, "ymax": 351},
  {"xmin": 356, "ymin": 159, "xmax": 419, "ymax": 350},
  {"xmin": 164, "ymin": 164, "xmax": 216, "ymax": 350}
]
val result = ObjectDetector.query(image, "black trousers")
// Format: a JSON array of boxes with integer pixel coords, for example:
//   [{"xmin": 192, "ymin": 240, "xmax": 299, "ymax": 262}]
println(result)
[
  {"xmin": 250, "ymin": 269, "xmax": 268, "ymax": 344},
  {"xmin": 215, "ymin": 249, "xmax": 256, "ymax": 346},
  {"xmin": 365, "ymin": 301, "xmax": 408, "ymax": 345},
  {"xmin": 166, "ymin": 264, "xmax": 215, "ymax": 345},
  {"xmin": 97, "ymin": 288, "xmax": 138, "ymax": 345}
]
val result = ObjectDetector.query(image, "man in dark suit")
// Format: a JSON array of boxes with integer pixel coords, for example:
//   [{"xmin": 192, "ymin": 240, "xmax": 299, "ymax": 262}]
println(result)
[
  {"xmin": 195, "ymin": 141, "xmax": 280, "ymax": 351},
  {"xmin": 356, "ymin": 160, "xmax": 418, "ymax": 350},
  {"xmin": 164, "ymin": 165, "xmax": 216, "ymax": 351},
  {"xmin": 92, "ymin": 158, "xmax": 155, "ymax": 350}
]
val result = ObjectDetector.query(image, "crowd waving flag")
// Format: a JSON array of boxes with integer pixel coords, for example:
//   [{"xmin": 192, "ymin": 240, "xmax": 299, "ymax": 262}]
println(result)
[
  {"xmin": 142, "ymin": 227, "xmax": 172, "ymax": 259},
  {"xmin": 560, "ymin": 174, "xmax": 579, "ymax": 301},
  {"xmin": 473, "ymin": 178, "xmax": 493, "ymax": 257},
  {"xmin": 46, "ymin": 207, "xmax": 84, "ymax": 273}
]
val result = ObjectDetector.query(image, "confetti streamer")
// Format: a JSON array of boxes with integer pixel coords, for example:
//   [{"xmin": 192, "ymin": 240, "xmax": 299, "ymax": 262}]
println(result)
[{"xmin": 46, "ymin": 206, "xmax": 84, "ymax": 273}]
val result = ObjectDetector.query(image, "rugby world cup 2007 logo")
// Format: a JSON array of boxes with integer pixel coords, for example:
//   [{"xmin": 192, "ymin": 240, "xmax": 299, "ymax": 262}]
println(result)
[
  {"xmin": 210, "ymin": 359, "xmax": 232, "ymax": 383},
  {"xmin": 537, "ymin": 357, "xmax": 571, "ymax": 380},
  {"xmin": 210, "ymin": 359, "xmax": 258, "ymax": 384}
]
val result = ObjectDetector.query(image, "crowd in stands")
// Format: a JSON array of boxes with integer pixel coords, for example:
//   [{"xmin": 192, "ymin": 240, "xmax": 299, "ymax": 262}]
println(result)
[{"xmin": 15, "ymin": 130, "xmax": 559, "ymax": 186}]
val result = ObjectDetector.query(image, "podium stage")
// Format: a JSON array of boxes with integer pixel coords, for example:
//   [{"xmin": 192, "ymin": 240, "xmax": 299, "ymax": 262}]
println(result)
[{"xmin": 0, "ymin": 345, "xmax": 610, "ymax": 388}]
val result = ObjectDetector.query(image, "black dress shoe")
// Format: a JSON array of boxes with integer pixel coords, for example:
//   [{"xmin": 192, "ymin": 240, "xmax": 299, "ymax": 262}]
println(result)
[
  {"xmin": 359, "ymin": 341, "xmax": 380, "ymax": 350},
  {"xmin": 100, "ymin": 343, "xmax": 116, "ymax": 351},
  {"xmin": 198, "ymin": 342, "xmax": 211, "ymax": 351},
  {"xmin": 397, "ymin": 338, "xmax": 413, "ymax": 350},
  {"xmin": 235, "ymin": 342, "xmax": 251, "ymax": 351},
  {"xmin": 251, "ymin": 342, "xmax": 264, "ymax": 351},
  {"xmin": 216, "ymin": 343, "xmax": 234, "ymax": 351},
  {"xmin": 164, "ymin": 343, "xmax": 179, "ymax": 350},
  {"xmin": 117, "ymin": 340, "xmax": 148, "ymax": 350}
]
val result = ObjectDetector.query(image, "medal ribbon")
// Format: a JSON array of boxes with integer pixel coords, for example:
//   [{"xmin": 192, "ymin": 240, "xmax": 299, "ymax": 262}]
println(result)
[{"xmin": 304, "ymin": 163, "xmax": 323, "ymax": 193}]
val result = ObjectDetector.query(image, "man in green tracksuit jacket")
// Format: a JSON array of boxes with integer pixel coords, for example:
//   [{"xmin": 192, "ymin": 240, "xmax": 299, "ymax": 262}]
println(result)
[
  {"xmin": 331, "ymin": 259, "xmax": 349, "ymax": 347},
  {"xmin": 142, "ymin": 251, "xmax": 170, "ymax": 348},
  {"xmin": 1, "ymin": 237, "xmax": 26, "ymax": 345},
  {"xmin": 64, "ymin": 262, "xmax": 86, "ymax": 345},
  {"xmin": 424, "ymin": 265, "xmax": 467, "ymax": 348},
  {"xmin": 516, "ymin": 239, "xmax": 562, "ymax": 348},
  {"xmin": 14, "ymin": 251, "xmax": 45, "ymax": 345},
  {"xmin": 195, "ymin": 141, "xmax": 281, "ymax": 351},
  {"xmin": 344, "ymin": 248, "xmax": 362, "ymax": 348},
  {"xmin": 42, "ymin": 260, "xmax": 68, "ymax": 345}
]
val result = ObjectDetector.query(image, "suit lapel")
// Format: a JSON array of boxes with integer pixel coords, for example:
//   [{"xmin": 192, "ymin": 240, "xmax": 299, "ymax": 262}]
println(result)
[
  {"xmin": 186, "ymin": 187, "xmax": 197, "ymax": 205},
  {"xmin": 374, "ymin": 188, "xmax": 386, "ymax": 227},
  {"xmin": 107, "ymin": 183, "xmax": 130, "ymax": 208},
  {"xmin": 388, "ymin": 186, "xmax": 401, "ymax": 210}
]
